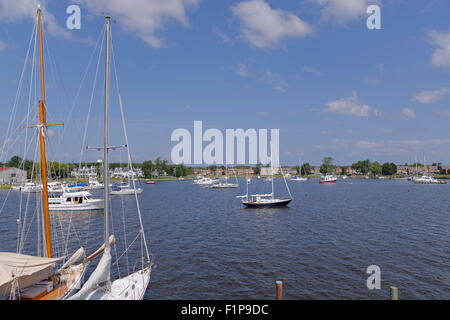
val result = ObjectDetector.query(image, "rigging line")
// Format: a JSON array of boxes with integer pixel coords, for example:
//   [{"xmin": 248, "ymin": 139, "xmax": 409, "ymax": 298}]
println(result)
[
  {"xmin": 64, "ymin": 25, "xmax": 106, "ymax": 147},
  {"xmin": 109, "ymin": 196, "xmax": 121, "ymax": 279},
  {"xmin": 18, "ymin": 134, "xmax": 40, "ymax": 254},
  {"xmin": 0, "ymin": 21, "xmax": 36, "ymax": 163},
  {"xmin": 278, "ymin": 165, "xmax": 293, "ymax": 199},
  {"xmin": 78, "ymin": 26, "xmax": 106, "ymax": 171},
  {"xmin": 111, "ymin": 231, "xmax": 141, "ymax": 267},
  {"xmin": 111, "ymin": 37, "xmax": 151, "ymax": 262}
]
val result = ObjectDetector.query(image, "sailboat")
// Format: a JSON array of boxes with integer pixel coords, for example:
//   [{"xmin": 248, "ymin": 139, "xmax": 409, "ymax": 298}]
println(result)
[
  {"xmin": 237, "ymin": 142, "xmax": 292, "ymax": 207},
  {"xmin": 290, "ymin": 157, "xmax": 308, "ymax": 181},
  {"xmin": 68, "ymin": 17, "xmax": 152, "ymax": 300},
  {"xmin": 0, "ymin": 6, "xmax": 108, "ymax": 300}
]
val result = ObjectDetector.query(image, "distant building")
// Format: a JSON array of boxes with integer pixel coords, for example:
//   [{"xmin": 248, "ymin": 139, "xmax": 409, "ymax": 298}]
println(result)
[
  {"xmin": 110, "ymin": 167, "xmax": 144, "ymax": 179},
  {"xmin": 0, "ymin": 167, "xmax": 27, "ymax": 185},
  {"xmin": 71, "ymin": 166, "xmax": 98, "ymax": 178},
  {"xmin": 260, "ymin": 167, "xmax": 279, "ymax": 176}
]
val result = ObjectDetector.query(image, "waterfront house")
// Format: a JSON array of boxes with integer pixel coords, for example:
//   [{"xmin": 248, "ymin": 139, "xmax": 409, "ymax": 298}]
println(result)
[{"xmin": 0, "ymin": 167, "xmax": 27, "ymax": 185}]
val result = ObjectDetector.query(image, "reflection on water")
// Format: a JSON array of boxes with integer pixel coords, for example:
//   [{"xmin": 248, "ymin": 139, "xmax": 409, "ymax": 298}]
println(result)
[{"xmin": 1, "ymin": 178, "xmax": 449, "ymax": 299}]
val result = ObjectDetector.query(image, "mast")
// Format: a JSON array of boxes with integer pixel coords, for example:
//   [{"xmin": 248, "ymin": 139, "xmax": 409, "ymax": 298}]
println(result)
[
  {"xmin": 246, "ymin": 170, "xmax": 249, "ymax": 201},
  {"xmin": 270, "ymin": 141, "xmax": 274, "ymax": 200},
  {"xmin": 103, "ymin": 16, "xmax": 111, "ymax": 249},
  {"xmin": 37, "ymin": 7, "xmax": 52, "ymax": 258}
]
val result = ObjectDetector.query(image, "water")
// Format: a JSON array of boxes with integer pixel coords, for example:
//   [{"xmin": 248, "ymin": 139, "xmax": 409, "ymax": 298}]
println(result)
[{"xmin": 1, "ymin": 178, "xmax": 449, "ymax": 299}]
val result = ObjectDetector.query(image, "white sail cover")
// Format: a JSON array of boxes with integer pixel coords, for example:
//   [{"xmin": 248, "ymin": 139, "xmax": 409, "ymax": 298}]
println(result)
[
  {"xmin": 68, "ymin": 247, "xmax": 111, "ymax": 300},
  {"xmin": 0, "ymin": 252, "xmax": 63, "ymax": 295}
]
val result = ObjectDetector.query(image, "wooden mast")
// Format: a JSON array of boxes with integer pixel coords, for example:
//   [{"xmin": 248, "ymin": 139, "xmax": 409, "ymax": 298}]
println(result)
[{"xmin": 37, "ymin": 7, "xmax": 52, "ymax": 258}]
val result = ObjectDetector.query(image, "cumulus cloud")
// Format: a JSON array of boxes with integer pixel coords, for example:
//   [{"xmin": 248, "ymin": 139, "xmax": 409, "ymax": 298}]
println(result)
[
  {"xmin": 76, "ymin": 0, "xmax": 199, "ymax": 48},
  {"xmin": 0, "ymin": 0, "xmax": 69, "ymax": 38},
  {"xmin": 315, "ymin": 0, "xmax": 382, "ymax": 24},
  {"xmin": 429, "ymin": 30, "xmax": 450, "ymax": 69},
  {"xmin": 401, "ymin": 108, "xmax": 416, "ymax": 119},
  {"xmin": 412, "ymin": 87, "xmax": 450, "ymax": 104},
  {"xmin": 0, "ymin": 40, "xmax": 7, "ymax": 50},
  {"xmin": 231, "ymin": 0, "xmax": 312, "ymax": 48},
  {"xmin": 325, "ymin": 91, "xmax": 371, "ymax": 117}
]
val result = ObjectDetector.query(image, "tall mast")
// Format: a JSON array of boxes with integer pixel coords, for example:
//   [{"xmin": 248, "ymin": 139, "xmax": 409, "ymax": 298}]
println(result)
[
  {"xmin": 270, "ymin": 141, "xmax": 274, "ymax": 200},
  {"xmin": 103, "ymin": 17, "xmax": 111, "ymax": 249},
  {"xmin": 37, "ymin": 7, "xmax": 52, "ymax": 258}
]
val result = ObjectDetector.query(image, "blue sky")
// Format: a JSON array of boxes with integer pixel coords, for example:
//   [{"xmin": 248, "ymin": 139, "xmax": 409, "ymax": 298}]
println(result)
[{"xmin": 1, "ymin": 0, "xmax": 450, "ymax": 166}]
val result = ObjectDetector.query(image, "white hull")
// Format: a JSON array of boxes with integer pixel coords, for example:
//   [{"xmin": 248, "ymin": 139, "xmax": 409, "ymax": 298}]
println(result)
[
  {"xmin": 211, "ymin": 183, "xmax": 239, "ymax": 188},
  {"xmin": 110, "ymin": 188, "xmax": 143, "ymax": 195},
  {"xmin": 85, "ymin": 267, "xmax": 151, "ymax": 300},
  {"xmin": 49, "ymin": 200, "xmax": 104, "ymax": 211}
]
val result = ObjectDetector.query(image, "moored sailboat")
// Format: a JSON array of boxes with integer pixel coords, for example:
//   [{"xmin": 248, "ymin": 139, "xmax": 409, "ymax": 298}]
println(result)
[
  {"xmin": 69, "ymin": 17, "xmax": 153, "ymax": 300},
  {"xmin": 237, "ymin": 142, "xmax": 292, "ymax": 208}
]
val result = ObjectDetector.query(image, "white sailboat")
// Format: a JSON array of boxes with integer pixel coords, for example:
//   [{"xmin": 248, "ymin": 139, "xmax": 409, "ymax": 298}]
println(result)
[
  {"xmin": 290, "ymin": 157, "xmax": 308, "ymax": 181},
  {"xmin": 69, "ymin": 17, "xmax": 152, "ymax": 300}
]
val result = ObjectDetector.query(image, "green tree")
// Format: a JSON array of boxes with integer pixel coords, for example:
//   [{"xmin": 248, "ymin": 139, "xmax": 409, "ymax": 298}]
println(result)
[
  {"xmin": 369, "ymin": 161, "xmax": 382, "ymax": 176},
  {"xmin": 301, "ymin": 163, "xmax": 312, "ymax": 175},
  {"xmin": 382, "ymin": 162, "xmax": 397, "ymax": 175},
  {"xmin": 141, "ymin": 160, "xmax": 154, "ymax": 178},
  {"xmin": 320, "ymin": 157, "xmax": 335, "ymax": 174},
  {"xmin": 7, "ymin": 156, "xmax": 23, "ymax": 168},
  {"xmin": 351, "ymin": 159, "xmax": 371, "ymax": 174},
  {"xmin": 254, "ymin": 163, "xmax": 261, "ymax": 175}
]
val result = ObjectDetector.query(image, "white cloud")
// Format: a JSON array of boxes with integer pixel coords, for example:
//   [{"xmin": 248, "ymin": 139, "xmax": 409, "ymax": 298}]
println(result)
[
  {"xmin": 438, "ymin": 110, "xmax": 450, "ymax": 118},
  {"xmin": 301, "ymin": 66, "xmax": 323, "ymax": 76},
  {"xmin": 231, "ymin": 0, "xmax": 312, "ymax": 48},
  {"xmin": 236, "ymin": 63, "xmax": 252, "ymax": 77},
  {"xmin": 0, "ymin": 40, "xmax": 7, "ymax": 51},
  {"xmin": 325, "ymin": 91, "xmax": 371, "ymax": 117},
  {"xmin": 0, "ymin": 0, "xmax": 69, "ymax": 38},
  {"xmin": 235, "ymin": 64, "xmax": 288, "ymax": 92},
  {"xmin": 76, "ymin": 0, "xmax": 199, "ymax": 48},
  {"xmin": 262, "ymin": 69, "xmax": 288, "ymax": 92},
  {"xmin": 429, "ymin": 30, "xmax": 450, "ymax": 69},
  {"xmin": 412, "ymin": 87, "xmax": 450, "ymax": 104},
  {"xmin": 315, "ymin": 0, "xmax": 381, "ymax": 24},
  {"xmin": 401, "ymin": 108, "xmax": 416, "ymax": 119}
]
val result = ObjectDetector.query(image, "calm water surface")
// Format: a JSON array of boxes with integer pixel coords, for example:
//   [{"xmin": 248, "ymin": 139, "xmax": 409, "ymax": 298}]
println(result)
[{"xmin": 0, "ymin": 178, "xmax": 449, "ymax": 299}]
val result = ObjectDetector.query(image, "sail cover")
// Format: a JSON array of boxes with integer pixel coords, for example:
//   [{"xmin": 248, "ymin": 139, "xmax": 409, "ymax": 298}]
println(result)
[{"xmin": 0, "ymin": 252, "xmax": 63, "ymax": 295}]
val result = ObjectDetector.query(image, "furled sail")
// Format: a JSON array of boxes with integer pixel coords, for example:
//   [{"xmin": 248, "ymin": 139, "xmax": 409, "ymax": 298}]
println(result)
[
  {"xmin": 68, "ymin": 248, "xmax": 111, "ymax": 300},
  {"xmin": 0, "ymin": 252, "xmax": 64, "ymax": 295}
]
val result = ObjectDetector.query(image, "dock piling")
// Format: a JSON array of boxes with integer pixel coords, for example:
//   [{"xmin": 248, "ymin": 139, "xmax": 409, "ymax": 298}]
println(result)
[
  {"xmin": 390, "ymin": 286, "xmax": 398, "ymax": 300},
  {"xmin": 275, "ymin": 280, "xmax": 283, "ymax": 300}
]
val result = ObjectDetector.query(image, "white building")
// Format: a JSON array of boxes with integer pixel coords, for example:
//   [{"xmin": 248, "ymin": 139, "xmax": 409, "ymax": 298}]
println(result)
[
  {"xmin": 110, "ymin": 167, "xmax": 144, "ymax": 179},
  {"xmin": 71, "ymin": 166, "xmax": 98, "ymax": 178},
  {"xmin": 0, "ymin": 167, "xmax": 27, "ymax": 185}
]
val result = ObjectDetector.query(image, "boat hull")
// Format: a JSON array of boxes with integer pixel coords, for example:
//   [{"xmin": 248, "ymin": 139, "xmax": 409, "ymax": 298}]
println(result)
[
  {"xmin": 242, "ymin": 199, "xmax": 292, "ymax": 208},
  {"xmin": 49, "ymin": 200, "xmax": 104, "ymax": 211}
]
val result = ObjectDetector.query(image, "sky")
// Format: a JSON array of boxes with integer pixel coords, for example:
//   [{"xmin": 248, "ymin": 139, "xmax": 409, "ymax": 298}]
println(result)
[{"xmin": 1, "ymin": 0, "xmax": 450, "ymax": 166}]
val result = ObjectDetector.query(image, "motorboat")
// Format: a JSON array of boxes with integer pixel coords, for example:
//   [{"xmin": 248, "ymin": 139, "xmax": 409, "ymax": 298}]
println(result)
[
  {"xmin": 412, "ymin": 175, "xmax": 446, "ymax": 184},
  {"xmin": 319, "ymin": 175, "xmax": 337, "ymax": 183},
  {"xmin": 48, "ymin": 191, "xmax": 104, "ymax": 211}
]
